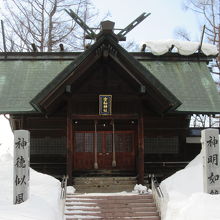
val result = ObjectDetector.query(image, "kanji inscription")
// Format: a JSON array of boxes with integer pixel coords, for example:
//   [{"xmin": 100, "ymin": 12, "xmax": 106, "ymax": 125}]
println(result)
[
  {"xmin": 99, "ymin": 95, "xmax": 112, "ymax": 115},
  {"xmin": 13, "ymin": 130, "xmax": 30, "ymax": 204},
  {"xmin": 201, "ymin": 129, "xmax": 220, "ymax": 194}
]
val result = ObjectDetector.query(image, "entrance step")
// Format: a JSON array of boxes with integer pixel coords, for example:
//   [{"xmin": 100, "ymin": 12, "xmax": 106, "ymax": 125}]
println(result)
[
  {"xmin": 73, "ymin": 176, "xmax": 137, "ymax": 193},
  {"xmin": 65, "ymin": 194, "xmax": 160, "ymax": 219},
  {"xmin": 73, "ymin": 169, "xmax": 136, "ymax": 177}
]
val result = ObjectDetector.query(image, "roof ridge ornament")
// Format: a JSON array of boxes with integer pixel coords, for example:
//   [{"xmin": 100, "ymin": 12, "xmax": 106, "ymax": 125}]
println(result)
[{"xmin": 65, "ymin": 9, "xmax": 151, "ymax": 42}]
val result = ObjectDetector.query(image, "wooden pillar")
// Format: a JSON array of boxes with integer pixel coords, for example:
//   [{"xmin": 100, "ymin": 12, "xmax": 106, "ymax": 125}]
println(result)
[
  {"xmin": 112, "ymin": 120, "xmax": 116, "ymax": 167},
  {"xmin": 20, "ymin": 116, "xmax": 26, "ymax": 129},
  {"xmin": 138, "ymin": 111, "xmax": 145, "ymax": 184},
  {"xmin": 94, "ymin": 120, "xmax": 98, "ymax": 169},
  {"xmin": 67, "ymin": 100, "xmax": 73, "ymax": 185}
]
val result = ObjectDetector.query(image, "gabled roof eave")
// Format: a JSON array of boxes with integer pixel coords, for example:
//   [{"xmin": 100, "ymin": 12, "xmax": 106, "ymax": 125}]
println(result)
[{"xmin": 31, "ymin": 33, "xmax": 182, "ymax": 113}]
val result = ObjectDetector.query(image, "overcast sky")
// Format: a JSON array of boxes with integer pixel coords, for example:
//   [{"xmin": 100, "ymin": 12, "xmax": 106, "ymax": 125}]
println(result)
[
  {"xmin": 0, "ymin": 0, "xmax": 203, "ymax": 150},
  {"xmin": 91, "ymin": 0, "xmax": 202, "ymax": 43},
  {"xmin": 0, "ymin": 0, "xmax": 202, "ymax": 45}
]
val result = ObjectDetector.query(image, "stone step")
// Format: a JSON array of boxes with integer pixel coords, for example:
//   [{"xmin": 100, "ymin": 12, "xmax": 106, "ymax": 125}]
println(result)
[
  {"xmin": 73, "ymin": 185, "xmax": 137, "ymax": 193},
  {"xmin": 74, "ymin": 177, "xmax": 137, "ymax": 184},
  {"xmin": 66, "ymin": 194, "xmax": 153, "ymax": 199},
  {"xmin": 66, "ymin": 196, "xmax": 154, "ymax": 202},
  {"xmin": 66, "ymin": 217, "xmax": 160, "ymax": 220},
  {"xmin": 73, "ymin": 186, "xmax": 136, "ymax": 193},
  {"xmin": 72, "ymin": 169, "xmax": 136, "ymax": 177},
  {"xmin": 73, "ymin": 176, "xmax": 138, "ymax": 193},
  {"xmin": 66, "ymin": 207, "xmax": 157, "ymax": 213},
  {"xmin": 74, "ymin": 176, "xmax": 137, "ymax": 181},
  {"xmin": 65, "ymin": 209, "xmax": 159, "ymax": 217},
  {"xmin": 65, "ymin": 194, "xmax": 160, "ymax": 220},
  {"xmin": 74, "ymin": 181, "xmax": 137, "ymax": 186},
  {"xmin": 66, "ymin": 204, "xmax": 157, "ymax": 211},
  {"xmin": 65, "ymin": 212, "xmax": 160, "ymax": 218},
  {"xmin": 66, "ymin": 198, "xmax": 154, "ymax": 203}
]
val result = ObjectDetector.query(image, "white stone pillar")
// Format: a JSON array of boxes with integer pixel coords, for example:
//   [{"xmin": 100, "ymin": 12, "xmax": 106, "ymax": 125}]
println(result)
[
  {"xmin": 201, "ymin": 128, "xmax": 220, "ymax": 194},
  {"xmin": 13, "ymin": 130, "xmax": 30, "ymax": 204}
]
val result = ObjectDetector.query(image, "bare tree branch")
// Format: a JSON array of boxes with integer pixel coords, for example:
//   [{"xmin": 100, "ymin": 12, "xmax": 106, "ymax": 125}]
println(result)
[
  {"xmin": 181, "ymin": 0, "xmax": 220, "ymax": 128},
  {"xmin": 1, "ymin": 0, "xmax": 99, "ymax": 52}
]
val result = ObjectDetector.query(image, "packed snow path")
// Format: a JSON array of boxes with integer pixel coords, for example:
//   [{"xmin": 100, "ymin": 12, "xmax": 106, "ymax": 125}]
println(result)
[{"xmin": 65, "ymin": 193, "xmax": 160, "ymax": 219}]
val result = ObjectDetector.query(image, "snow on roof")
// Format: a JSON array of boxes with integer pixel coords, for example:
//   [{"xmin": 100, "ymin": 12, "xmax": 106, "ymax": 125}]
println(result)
[{"xmin": 143, "ymin": 39, "xmax": 218, "ymax": 56}]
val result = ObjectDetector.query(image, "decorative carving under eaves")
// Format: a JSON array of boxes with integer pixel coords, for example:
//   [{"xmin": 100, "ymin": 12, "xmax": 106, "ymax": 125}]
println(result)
[{"xmin": 95, "ymin": 44, "xmax": 118, "ymax": 58}]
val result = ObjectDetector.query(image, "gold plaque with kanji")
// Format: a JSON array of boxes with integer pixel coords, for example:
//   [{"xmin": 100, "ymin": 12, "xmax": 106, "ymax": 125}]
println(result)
[{"xmin": 99, "ymin": 95, "xmax": 112, "ymax": 115}]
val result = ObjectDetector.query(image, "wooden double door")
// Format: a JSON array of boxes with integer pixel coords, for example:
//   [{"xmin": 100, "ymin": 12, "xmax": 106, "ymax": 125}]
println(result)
[{"xmin": 74, "ymin": 130, "xmax": 135, "ymax": 170}]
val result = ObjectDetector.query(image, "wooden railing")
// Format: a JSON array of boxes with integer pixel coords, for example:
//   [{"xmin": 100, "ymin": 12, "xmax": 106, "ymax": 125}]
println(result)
[
  {"xmin": 151, "ymin": 175, "xmax": 167, "ymax": 219},
  {"xmin": 145, "ymin": 161, "xmax": 189, "ymax": 181},
  {"xmin": 60, "ymin": 175, "xmax": 68, "ymax": 219}
]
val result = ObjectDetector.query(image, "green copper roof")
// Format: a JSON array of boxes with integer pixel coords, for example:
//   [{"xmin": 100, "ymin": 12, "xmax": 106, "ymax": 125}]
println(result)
[
  {"xmin": 31, "ymin": 35, "xmax": 181, "ymax": 113},
  {"xmin": 0, "ymin": 60, "xmax": 71, "ymax": 113},
  {"xmin": 141, "ymin": 61, "xmax": 220, "ymax": 113},
  {"xmin": 0, "ymin": 58, "xmax": 219, "ymax": 114}
]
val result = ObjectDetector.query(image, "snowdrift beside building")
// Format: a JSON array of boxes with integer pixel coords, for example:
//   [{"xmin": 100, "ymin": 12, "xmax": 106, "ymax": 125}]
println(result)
[
  {"xmin": 161, "ymin": 152, "xmax": 220, "ymax": 220},
  {"xmin": 0, "ymin": 152, "xmax": 62, "ymax": 220}
]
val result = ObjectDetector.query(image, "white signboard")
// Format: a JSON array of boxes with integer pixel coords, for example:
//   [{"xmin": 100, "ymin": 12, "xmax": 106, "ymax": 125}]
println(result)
[
  {"xmin": 201, "ymin": 128, "xmax": 220, "ymax": 194},
  {"xmin": 13, "ymin": 130, "xmax": 30, "ymax": 204}
]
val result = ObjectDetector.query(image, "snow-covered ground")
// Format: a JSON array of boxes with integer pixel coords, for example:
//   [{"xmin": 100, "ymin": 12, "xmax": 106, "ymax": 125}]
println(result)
[
  {"xmin": 0, "ymin": 116, "xmax": 62, "ymax": 220},
  {"xmin": 161, "ymin": 152, "xmax": 220, "ymax": 220},
  {"xmin": 0, "ymin": 115, "xmax": 13, "ymax": 156},
  {"xmin": 0, "ymin": 152, "xmax": 62, "ymax": 220}
]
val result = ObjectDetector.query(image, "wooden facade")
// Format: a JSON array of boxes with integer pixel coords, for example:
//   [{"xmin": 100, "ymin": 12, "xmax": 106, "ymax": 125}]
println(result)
[
  {"xmin": 9, "ymin": 53, "xmax": 191, "ymax": 184},
  {"xmin": 11, "ymin": 103, "xmax": 190, "ymax": 185},
  {"xmin": 3, "ymin": 22, "xmax": 219, "ymax": 185}
]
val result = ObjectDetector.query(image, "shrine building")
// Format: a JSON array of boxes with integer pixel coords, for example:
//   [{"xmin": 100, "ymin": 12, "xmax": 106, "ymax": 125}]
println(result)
[{"xmin": 0, "ymin": 21, "xmax": 220, "ymax": 185}]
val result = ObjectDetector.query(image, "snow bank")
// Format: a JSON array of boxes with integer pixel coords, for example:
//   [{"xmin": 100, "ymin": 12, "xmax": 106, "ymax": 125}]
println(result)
[
  {"xmin": 0, "ymin": 115, "xmax": 13, "ymax": 155},
  {"xmin": 67, "ymin": 186, "xmax": 76, "ymax": 194},
  {"xmin": 161, "ymin": 152, "xmax": 220, "ymax": 220},
  {"xmin": 143, "ymin": 39, "xmax": 218, "ymax": 56},
  {"xmin": 132, "ymin": 184, "xmax": 149, "ymax": 194},
  {"xmin": 161, "ymin": 153, "xmax": 203, "ymax": 197},
  {"xmin": 0, "ymin": 152, "xmax": 62, "ymax": 220}
]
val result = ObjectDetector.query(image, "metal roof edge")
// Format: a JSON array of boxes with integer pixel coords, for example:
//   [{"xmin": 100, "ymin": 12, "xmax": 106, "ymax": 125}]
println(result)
[
  {"xmin": 0, "ymin": 110, "xmax": 39, "ymax": 115},
  {"xmin": 0, "ymin": 52, "xmax": 80, "ymax": 61},
  {"xmin": 0, "ymin": 51, "xmax": 215, "ymax": 62},
  {"xmin": 172, "ymin": 110, "xmax": 220, "ymax": 114}
]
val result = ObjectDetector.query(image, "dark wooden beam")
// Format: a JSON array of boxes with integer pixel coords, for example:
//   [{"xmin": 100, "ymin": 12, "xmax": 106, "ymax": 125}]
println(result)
[
  {"xmin": 67, "ymin": 99, "xmax": 73, "ymax": 185},
  {"xmin": 71, "ymin": 94, "xmax": 140, "ymax": 102},
  {"xmin": 137, "ymin": 108, "xmax": 145, "ymax": 184},
  {"xmin": 71, "ymin": 114, "xmax": 139, "ymax": 120},
  {"xmin": 38, "ymin": 51, "xmax": 100, "ymax": 112}
]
